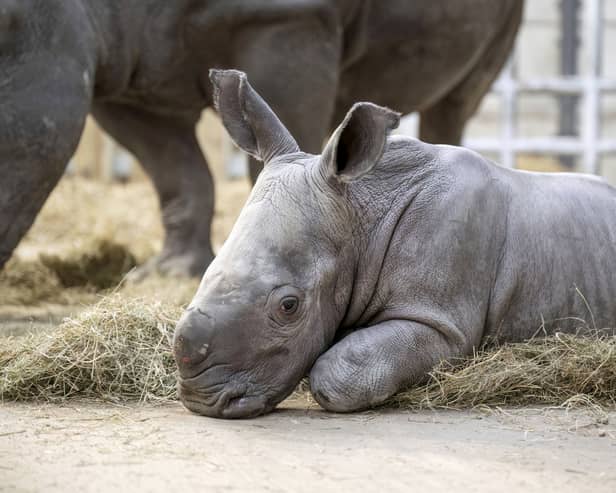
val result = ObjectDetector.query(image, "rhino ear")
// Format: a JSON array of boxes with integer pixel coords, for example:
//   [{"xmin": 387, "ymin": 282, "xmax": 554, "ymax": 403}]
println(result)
[
  {"xmin": 210, "ymin": 69, "xmax": 299, "ymax": 163},
  {"xmin": 321, "ymin": 103, "xmax": 400, "ymax": 183}
]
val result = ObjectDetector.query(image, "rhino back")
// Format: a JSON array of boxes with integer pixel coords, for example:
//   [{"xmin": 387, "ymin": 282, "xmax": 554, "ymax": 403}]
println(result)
[
  {"xmin": 485, "ymin": 170, "xmax": 616, "ymax": 341},
  {"xmin": 359, "ymin": 141, "xmax": 616, "ymax": 350},
  {"xmin": 334, "ymin": 0, "xmax": 523, "ymax": 115}
]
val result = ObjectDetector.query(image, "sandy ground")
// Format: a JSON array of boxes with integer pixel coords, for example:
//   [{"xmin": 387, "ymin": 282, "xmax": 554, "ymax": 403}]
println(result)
[{"xmin": 1, "ymin": 401, "xmax": 615, "ymax": 493}]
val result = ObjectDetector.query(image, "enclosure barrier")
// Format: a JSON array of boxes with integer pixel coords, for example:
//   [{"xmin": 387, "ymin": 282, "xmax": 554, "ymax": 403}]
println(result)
[{"xmin": 464, "ymin": 0, "xmax": 616, "ymax": 174}]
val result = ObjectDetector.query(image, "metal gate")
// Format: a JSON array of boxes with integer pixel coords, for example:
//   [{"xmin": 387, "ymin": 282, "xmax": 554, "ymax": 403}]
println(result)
[{"xmin": 464, "ymin": 0, "xmax": 616, "ymax": 174}]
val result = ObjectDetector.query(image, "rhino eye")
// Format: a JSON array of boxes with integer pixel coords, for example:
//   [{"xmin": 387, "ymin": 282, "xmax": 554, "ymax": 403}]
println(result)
[
  {"xmin": 268, "ymin": 286, "xmax": 304, "ymax": 324},
  {"xmin": 280, "ymin": 296, "xmax": 299, "ymax": 315}
]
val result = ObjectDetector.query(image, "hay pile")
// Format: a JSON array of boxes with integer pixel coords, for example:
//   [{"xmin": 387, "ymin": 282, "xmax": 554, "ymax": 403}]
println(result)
[
  {"xmin": 0, "ymin": 258, "xmax": 64, "ymax": 306},
  {"xmin": 19, "ymin": 176, "xmax": 163, "ymax": 263},
  {"xmin": 0, "ymin": 239, "xmax": 136, "ymax": 305},
  {"xmin": 0, "ymin": 296, "xmax": 181, "ymax": 402},
  {"xmin": 391, "ymin": 333, "xmax": 616, "ymax": 409},
  {"xmin": 1, "ymin": 294, "xmax": 614, "ymax": 409},
  {"xmin": 39, "ymin": 239, "xmax": 136, "ymax": 289}
]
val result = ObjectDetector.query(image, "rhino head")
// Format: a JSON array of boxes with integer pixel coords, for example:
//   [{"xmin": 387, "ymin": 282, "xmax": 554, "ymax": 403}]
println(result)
[{"xmin": 173, "ymin": 69, "xmax": 400, "ymax": 418}]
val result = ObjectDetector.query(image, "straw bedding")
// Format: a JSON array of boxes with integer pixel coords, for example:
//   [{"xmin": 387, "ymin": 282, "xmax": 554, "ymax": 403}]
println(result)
[
  {"xmin": 0, "ymin": 296, "xmax": 180, "ymax": 402},
  {"xmin": 0, "ymin": 239, "xmax": 136, "ymax": 306},
  {"xmin": 1, "ymin": 294, "xmax": 614, "ymax": 409}
]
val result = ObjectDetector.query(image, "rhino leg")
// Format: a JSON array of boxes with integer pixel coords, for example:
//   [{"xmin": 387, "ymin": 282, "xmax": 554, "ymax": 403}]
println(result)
[
  {"xmin": 419, "ymin": 1, "xmax": 523, "ymax": 144},
  {"xmin": 309, "ymin": 320, "xmax": 462, "ymax": 413},
  {"xmin": 231, "ymin": 16, "xmax": 341, "ymax": 182},
  {"xmin": 92, "ymin": 103, "xmax": 215, "ymax": 278},
  {"xmin": 245, "ymin": 76, "xmax": 337, "ymax": 182},
  {"xmin": 0, "ymin": 161, "xmax": 67, "ymax": 270},
  {"xmin": 246, "ymin": 86, "xmax": 332, "ymax": 183}
]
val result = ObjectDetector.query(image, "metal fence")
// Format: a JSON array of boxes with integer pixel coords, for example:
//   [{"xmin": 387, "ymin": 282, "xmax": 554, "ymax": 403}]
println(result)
[{"xmin": 464, "ymin": 0, "xmax": 616, "ymax": 173}]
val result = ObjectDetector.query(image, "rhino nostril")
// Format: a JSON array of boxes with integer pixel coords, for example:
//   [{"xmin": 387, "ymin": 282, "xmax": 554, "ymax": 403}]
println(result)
[
  {"xmin": 174, "ymin": 310, "xmax": 215, "ymax": 375},
  {"xmin": 180, "ymin": 343, "xmax": 209, "ymax": 365}
]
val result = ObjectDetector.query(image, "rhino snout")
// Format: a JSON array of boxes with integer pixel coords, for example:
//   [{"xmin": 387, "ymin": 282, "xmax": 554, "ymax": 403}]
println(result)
[{"xmin": 173, "ymin": 308, "xmax": 216, "ymax": 378}]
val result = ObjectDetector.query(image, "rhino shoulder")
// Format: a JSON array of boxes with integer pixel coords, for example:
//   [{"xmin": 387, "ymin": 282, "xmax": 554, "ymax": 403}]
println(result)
[{"xmin": 377, "ymin": 137, "xmax": 507, "ymax": 203}]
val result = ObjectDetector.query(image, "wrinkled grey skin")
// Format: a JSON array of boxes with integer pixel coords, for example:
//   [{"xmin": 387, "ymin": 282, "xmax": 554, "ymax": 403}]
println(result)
[
  {"xmin": 0, "ymin": 0, "xmax": 523, "ymax": 277},
  {"xmin": 174, "ymin": 70, "xmax": 616, "ymax": 419}
]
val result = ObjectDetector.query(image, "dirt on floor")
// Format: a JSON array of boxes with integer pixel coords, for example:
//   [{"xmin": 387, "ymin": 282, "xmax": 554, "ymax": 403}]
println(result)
[{"xmin": 1, "ymin": 400, "xmax": 615, "ymax": 493}]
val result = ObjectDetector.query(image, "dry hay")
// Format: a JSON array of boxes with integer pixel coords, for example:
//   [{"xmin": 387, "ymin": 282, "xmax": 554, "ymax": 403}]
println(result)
[
  {"xmin": 390, "ymin": 332, "xmax": 616, "ymax": 410},
  {"xmin": 1, "ymin": 294, "xmax": 615, "ymax": 409},
  {"xmin": 0, "ymin": 239, "xmax": 137, "ymax": 306},
  {"xmin": 39, "ymin": 239, "xmax": 136, "ymax": 289},
  {"xmin": 19, "ymin": 176, "xmax": 162, "ymax": 264},
  {"xmin": 0, "ymin": 257, "xmax": 64, "ymax": 306},
  {"xmin": 0, "ymin": 296, "xmax": 181, "ymax": 402}
]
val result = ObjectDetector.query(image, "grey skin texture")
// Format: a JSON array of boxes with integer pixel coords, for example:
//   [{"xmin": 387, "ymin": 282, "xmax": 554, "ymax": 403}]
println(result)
[
  {"xmin": 174, "ymin": 70, "xmax": 616, "ymax": 419},
  {"xmin": 0, "ymin": 0, "xmax": 524, "ymax": 277}
]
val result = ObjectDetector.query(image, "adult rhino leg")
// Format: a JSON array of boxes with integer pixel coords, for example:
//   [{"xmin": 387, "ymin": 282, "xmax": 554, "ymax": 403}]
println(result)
[
  {"xmin": 419, "ymin": 1, "xmax": 523, "ymax": 144},
  {"xmin": 0, "ymin": 159, "xmax": 68, "ymax": 270},
  {"xmin": 309, "ymin": 320, "xmax": 465, "ymax": 413},
  {"xmin": 230, "ymin": 16, "xmax": 341, "ymax": 182},
  {"xmin": 245, "ymin": 85, "xmax": 334, "ymax": 182},
  {"xmin": 92, "ymin": 103, "xmax": 215, "ymax": 278},
  {"xmin": 244, "ymin": 72, "xmax": 338, "ymax": 183},
  {"xmin": 0, "ymin": 63, "xmax": 91, "ymax": 271}
]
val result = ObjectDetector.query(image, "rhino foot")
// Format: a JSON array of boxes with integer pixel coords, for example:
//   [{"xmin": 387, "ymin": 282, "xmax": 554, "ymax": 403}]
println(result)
[
  {"xmin": 309, "ymin": 320, "xmax": 462, "ymax": 413},
  {"xmin": 309, "ymin": 334, "xmax": 399, "ymax": 413},
  {"xmin": 127, "ymin": 250, "xmax": 214, "ymax": 281}
]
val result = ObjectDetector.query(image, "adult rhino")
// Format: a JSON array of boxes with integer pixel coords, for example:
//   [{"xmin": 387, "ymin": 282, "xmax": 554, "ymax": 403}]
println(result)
[
  {"xmin": 173, "ymin": 70, "xmax": 616, "ymax": 419},
  {"xmin": 0, "ymin": 0, "xmax": 523, "ymax": 277}
]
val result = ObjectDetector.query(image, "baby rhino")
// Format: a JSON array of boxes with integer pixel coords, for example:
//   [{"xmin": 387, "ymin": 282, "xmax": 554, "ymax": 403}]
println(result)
[{"xmin": 173, "ymin": 69, "xmax": 616, "ymax": 419}]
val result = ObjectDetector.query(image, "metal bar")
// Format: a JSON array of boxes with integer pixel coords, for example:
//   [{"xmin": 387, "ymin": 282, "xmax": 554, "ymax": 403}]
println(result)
[
  {"xmin": 492, "ymin": 77, "xmax": 616, "ymax": 94},
  {"xmin": 599, "ymin": 141, "xmax": 616, "ymax": 153},
  {"xmin": 559, "ymin": 0, "xmax": 580, "ymax": 112},
  {"xmin": 101, "ymin": 135, "xmax": 116, "ymax": 182},
  {"xmin": 462, "ymin": 0, "xmax": 615, "ymax": 174},
  {"xmin": 464, "ymin": 137, "xmax": 616, "ymax": 155},
  {"xmin": 558, "ymin": 0, "xmax": 580, "ymax": 169},
  {"xmin": 582, "ymin": 0, "xmax": 603, "ymax": 174},
  {"xmin": 466, "ymin": 137, "xmax": 583, "ymax": 154},
  {"xmin": 223, "ymin": 138, "xmax": 248, "ymax": 179}
]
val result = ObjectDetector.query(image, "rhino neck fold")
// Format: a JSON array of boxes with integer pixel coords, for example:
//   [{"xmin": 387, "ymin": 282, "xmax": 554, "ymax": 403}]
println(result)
[{"xmin": 339, "ymin": 138, "xmax": 438, "ymax": 329}]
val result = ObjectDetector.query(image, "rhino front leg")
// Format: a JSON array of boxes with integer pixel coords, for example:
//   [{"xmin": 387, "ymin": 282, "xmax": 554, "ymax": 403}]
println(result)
[
  {"xmin": 92, "ymin": 103, "xmax": 215, "ymax": 278},
  {"xmin": 310, "ymin": 320, "xmax": 464, "ymax": 413}
]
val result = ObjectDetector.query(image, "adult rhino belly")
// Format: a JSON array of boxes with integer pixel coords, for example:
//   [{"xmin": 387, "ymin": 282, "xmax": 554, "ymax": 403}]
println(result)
[
  {"xmin": 485, "ymin": 173, "xmax": 616, "ymax": 343},
  {"xmin": 335, "ymin": 0, "xmax": 505, "ymax": 114}
]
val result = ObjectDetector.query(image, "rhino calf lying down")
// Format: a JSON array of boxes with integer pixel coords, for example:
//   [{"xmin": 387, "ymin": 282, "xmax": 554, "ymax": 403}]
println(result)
[{"xmin": 173, "ymin": 70, "xmax": 616, "ymax": 419}]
